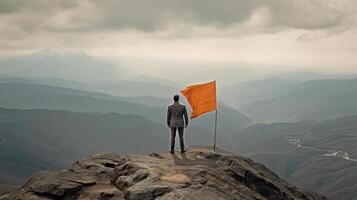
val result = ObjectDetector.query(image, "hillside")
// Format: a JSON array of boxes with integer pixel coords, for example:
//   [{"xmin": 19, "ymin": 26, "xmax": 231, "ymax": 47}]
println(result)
[
  {"xmin": 121, "ymin": 95, "xmax": 170, "ymax": 107},
  {"xmin": 221, "ymin": 78, "xmax": 300, "ymax": 109},
  {"xmin": 2, "ymin": 147, "xmax": 326, "ymax": 200},
  {"xmin": 0, "ymin": 108, "xmax": 211, "ymax": 184},
  {"xmin": 232, "ymin": 116, "xmax": 357, "ymax": 199},
  {"xmin": 0, "ymin": 77, "xmax": 93, "ymax": 91},
  {"xmin": 220, "ymin": 72, "xmax": 357, "ymax": 110},
  {"xmin": 96, "ymin": 79, "xmax": 179, "ymax": 98},
  {"xmin": 0, "ymin": 82, "xmax": 252, "ymax": 138},
  {"xmin": 239, "ymin": 78, "xmax": 357, "ymax": 122}
]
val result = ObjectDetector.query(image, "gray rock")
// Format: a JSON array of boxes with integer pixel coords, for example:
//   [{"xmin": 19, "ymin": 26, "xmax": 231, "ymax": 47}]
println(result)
[
  {"xmin": 126, "ymin": 184, "xmax": 172, "ymax": 200},
  {"xmin": 9, "ymin": 147, "xmax": 327, "ymax": 200}
]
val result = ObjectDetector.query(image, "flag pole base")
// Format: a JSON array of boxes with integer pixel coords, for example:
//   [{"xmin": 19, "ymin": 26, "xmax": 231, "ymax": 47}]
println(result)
[{"xmin": 213, "ymin": 109, "xmax": 217, "ymax": 151}]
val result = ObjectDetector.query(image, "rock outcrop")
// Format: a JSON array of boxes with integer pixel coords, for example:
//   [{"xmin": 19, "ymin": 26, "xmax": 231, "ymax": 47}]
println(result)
[
  {"xmin": 5, "ymin": 147, "xmax": 327, "ymax": 200},
  {"xmin": 0, "ymin": 185, "xmax": 17, "ymax": 200}
]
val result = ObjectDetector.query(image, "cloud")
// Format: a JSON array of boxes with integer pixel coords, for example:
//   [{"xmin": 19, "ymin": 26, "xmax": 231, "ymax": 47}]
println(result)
[
  {"xmin": 0, "ymin": 0, "xmax": 357, "ymax": 71},
  {"xmin": 0, "ymin": 0, "xmax": 356, "ymax": 35},
  {"xmin": 81, "ymin": 0, "xmax": 356, "ymax": 32}
]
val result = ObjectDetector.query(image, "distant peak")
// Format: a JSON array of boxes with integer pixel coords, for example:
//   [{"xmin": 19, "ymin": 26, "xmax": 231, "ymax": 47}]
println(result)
[{"xmin": 31, "ymin": 49, "xmax": 89, "ymax": 57}]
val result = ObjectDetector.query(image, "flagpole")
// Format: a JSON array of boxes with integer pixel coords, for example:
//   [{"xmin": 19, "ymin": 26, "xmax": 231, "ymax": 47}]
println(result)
[
  {"xmin": 213, "ymin": 109, "xmax": 218, "ymax": 150},
  {"xmin": 213, "ymin": 80, "xmax": 217, "ymax": 150}
]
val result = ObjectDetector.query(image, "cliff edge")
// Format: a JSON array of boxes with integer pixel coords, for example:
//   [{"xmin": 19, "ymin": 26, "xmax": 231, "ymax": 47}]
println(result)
[{"xmin": 3, "ymin": 147, "xmax": 326, "ymax": 200}]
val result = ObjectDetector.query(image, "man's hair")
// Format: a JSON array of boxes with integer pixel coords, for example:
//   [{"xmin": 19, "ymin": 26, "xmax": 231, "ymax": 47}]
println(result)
[{"xmin": 173, "ymin": 94, "xmax": 179, "ymax": 102}]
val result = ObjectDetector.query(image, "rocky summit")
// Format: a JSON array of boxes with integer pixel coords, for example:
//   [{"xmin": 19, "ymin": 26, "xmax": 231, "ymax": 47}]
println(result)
[{"xmin": 3, "ymin": 147, "xmax": 326, "ymax": 200}]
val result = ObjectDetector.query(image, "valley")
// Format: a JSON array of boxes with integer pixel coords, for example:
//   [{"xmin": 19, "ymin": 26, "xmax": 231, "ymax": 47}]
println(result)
[
  {"xmin": 232, "ymin": 117, "xmax": 357, "ymax": 199},
  {"xmin": 285, "ymin": 134, "xmax": 357, "ymax": 162},
  {"xmin": 2, "ymin": 1, "xmax": 357, "ymax": 198},
  {"xmin": 1, "ymin": 53, "xmax": 357, "ymax": 199}
]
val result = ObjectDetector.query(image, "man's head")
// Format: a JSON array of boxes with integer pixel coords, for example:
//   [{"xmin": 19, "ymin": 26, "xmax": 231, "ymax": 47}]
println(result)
[{"xmin": 173, "ymin": 94, "xmax": 180, "ymax": 102}]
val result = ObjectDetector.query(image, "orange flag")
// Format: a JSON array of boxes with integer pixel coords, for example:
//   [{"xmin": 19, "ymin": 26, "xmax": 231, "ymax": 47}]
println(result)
[{"xmin": 181, "ymin": 80, "xmax": 217, "ymax": 119}]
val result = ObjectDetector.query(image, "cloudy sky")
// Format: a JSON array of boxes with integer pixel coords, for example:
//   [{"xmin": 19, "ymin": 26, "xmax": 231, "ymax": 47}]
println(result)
[{"xmin": 1, "ymin": 0, "xmax": 357, "ymax": 72}]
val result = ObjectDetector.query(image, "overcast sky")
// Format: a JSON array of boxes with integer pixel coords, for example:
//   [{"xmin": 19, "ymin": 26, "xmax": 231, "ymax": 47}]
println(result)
[{"xmin": 1, "ymin": 0, "xmax": 357, "ymax": 72}]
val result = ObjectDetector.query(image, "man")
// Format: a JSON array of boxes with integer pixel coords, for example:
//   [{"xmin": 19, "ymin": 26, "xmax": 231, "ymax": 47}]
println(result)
[{"xmin": 167, "ymin": 94, "xmax": 189, "ymax": 153}]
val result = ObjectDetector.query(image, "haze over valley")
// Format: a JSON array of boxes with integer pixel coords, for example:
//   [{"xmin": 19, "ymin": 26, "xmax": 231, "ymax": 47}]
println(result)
[
  {"xmin": 1, "ymin": 51, "xmax": 357, "ymax": 199},
  {"xmin": 1, "ymin": 0, "xmax": 357, "ymax": 199}
]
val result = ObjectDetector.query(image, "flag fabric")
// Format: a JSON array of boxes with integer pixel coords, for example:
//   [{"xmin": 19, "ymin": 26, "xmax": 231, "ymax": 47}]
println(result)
[{"xmin": 181, "ymin": 80, "xmax": 217, "ymax": 119}]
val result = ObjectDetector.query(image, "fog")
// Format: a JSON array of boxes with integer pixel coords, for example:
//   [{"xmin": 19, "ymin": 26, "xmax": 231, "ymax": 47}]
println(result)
[{"xmin": 0, "ymin": 0, "xmax": 357, "ymax": 79}]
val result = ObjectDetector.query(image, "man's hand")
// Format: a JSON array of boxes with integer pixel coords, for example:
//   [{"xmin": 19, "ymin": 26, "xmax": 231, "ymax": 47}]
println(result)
[{"xmin": 185, "ymin": 124, "xmax": 188, "ymax": 128}]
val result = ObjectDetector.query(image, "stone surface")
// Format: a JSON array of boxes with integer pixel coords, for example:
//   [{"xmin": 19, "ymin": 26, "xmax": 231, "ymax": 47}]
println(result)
[
  {"xmin": 0, "ymin": 184, "xmax": 17, "ymax": 199},
  {"xmin": 6, "ymin": 147, "xmax": 327, "ymax": 200}
]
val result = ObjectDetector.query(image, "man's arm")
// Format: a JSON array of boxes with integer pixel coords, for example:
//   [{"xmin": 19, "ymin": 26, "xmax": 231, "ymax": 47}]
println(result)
[
  {"xmin": 183, "ymin": 106, "xmax": 189, "ymax": 128},
  {"xmin": 167, "ymin": 107, "xmax": 171, "ymax": 127}
]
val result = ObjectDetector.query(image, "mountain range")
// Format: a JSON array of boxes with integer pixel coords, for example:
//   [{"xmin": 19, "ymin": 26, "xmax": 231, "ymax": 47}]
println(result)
[
  {"xmin": 232, "ymin": 115, "xmax": 357, "ymax": 199},
  {"xmin": 0, "ymin": 79, "xmax": 251, "ymax": 184},
  {"xmin": 96, "ymin": 79, "xmax": 179, "ymax": 98},
  {"xmin": 2, "ymin": 51, "xmax": 357, "ymax": 199},
  {"xmin": 0, "ymin": 81, "xmax": 252, "ymax": 140},
  {"xmin": 0, "ymin": 108, "xmax": 212, "ymax": 184},
  {"xmin": 222, "ymin": 76, "xmax": 357, "ymax": 123}
]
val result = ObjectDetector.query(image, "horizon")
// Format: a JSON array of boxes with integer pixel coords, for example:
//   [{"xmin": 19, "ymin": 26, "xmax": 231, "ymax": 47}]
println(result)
[
  {"xmin": 1, "ymin": 0, "xmax": 357, "ymax": 74},
  {"xmin": 1, "ymin": 49, "xmax": 357, "ymax": 85}
]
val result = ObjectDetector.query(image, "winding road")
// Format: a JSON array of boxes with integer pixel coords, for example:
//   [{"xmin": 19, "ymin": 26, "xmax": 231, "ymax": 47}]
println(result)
[
  {"xmin": 324, "ymin": 150, "xmax": 357, "ymax": 161},
  {"xmin": 285, "ymin": 130, "xmax": 357, "ymax": 162}
]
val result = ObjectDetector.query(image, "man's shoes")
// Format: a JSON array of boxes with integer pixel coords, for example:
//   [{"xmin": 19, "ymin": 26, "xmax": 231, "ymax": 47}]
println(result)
[
  {"xmin": 170, "ymin": 151, "xmax": 175, "ymax": 154},
  {"xmin": 181, "ymin": 150, "xmax": 186, "ymax": 153}
]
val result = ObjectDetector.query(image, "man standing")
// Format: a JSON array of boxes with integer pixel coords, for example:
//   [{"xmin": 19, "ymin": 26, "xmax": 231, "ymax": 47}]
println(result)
[{"xmin": 167, "ymin": 94, "xmax": 189, "ymax": 153}]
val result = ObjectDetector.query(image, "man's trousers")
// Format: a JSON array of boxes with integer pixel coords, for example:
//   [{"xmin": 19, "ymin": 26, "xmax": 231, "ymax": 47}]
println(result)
[{"xmin": 170, "ymin": 127, "xmax": 185, "ymax": 152}]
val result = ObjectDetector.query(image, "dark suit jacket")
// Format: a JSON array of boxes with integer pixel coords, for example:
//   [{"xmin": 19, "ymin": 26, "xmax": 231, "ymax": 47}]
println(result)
[{"xmin": 167, "ymin": 102, "xmax": 189, "ymax": 128}]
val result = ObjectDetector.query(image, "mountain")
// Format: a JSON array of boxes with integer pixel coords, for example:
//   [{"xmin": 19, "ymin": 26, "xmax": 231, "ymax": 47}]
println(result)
[
  {"xmin": 96, "ymin": 79, "xmax": 179, "ymax": 98},
  {"xmin": 192, "ymin": 103, "xmax": 252, "ymax": 137},
  {"xmin": 239, "ymin": 78, "xmax": 357, "ymax": 122},
  {"xmin": 221, "ymin": 72, "xmax": 357, "ymax": 111},
  {"xmin": 123, "ymin": 75, "xmax": 180, "ymax": 87},
  {"xmin": 118, "ymin": 93, "xmax": 253, "ymax": 139},
  {"xmin": 0, "ymin": 77, "xmax": 93, "ymax": 91},
  {"xmin": 0, "ymin": 50, "xmax": 124, "ymax": 84},
  {"xmin": 121, "ymin": 95, "xmax": 170, "ymax": 107},
  {"xmin": 232, "ymin": 116, "xmax": 357, "ymax": 199},
  {"xmin": 0, "ymin": 108, "xmax": 211, "ymax": 184},
  {"xmin": 3, "ymin": 147, "xmax": 326, "ymax": 200},
  {"xmin": 0, "ymin": 82, "xmax": 252, "ymax": 145},
  {"xmin": 265, "ymin": 71, "xmax": 357, "ymax": 82},
  {"xmin": 115, "ymin": 57, "xmax": 271, "ymax": 85},
  {"xmin": 221, "ymin": 78, "xmax": 299, "ymax": 109}
]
